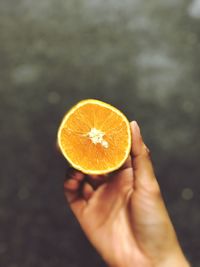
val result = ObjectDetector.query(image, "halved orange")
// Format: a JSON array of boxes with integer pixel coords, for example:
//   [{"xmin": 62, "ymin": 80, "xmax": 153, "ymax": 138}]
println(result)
[{"xmin": 57, "ymin": 99, "xmax": 131, "ymax": 174}]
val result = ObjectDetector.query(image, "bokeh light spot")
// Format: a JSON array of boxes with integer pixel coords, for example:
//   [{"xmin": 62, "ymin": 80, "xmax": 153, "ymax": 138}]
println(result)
[{"xmin": 181, "ymin": 188, "xmax": 194, "ymax": 200}]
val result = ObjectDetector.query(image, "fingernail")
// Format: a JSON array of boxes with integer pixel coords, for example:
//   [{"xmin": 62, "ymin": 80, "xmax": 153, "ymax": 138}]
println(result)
[{"xmin": 132, "ymin": 121, "xmax": 141, "ymax": 136}]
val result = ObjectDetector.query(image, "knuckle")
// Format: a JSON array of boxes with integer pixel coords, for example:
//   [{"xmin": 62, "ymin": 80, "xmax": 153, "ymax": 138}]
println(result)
[
  {"xmin": 146, "ymin": 180, "xmax": 161, "ymax": 197},
  {"xmin": 142, "ymin": 145, "xmax": 151, "ymax": 159},
  {"xmin": 143, "ymin": 178, "xmax": 161, "ymax": 197}
]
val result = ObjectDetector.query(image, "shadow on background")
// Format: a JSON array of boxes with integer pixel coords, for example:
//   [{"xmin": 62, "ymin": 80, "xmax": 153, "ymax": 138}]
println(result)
[{"xmin": 0, "ymin": 0, "xmax": 200, "ymax": 266}]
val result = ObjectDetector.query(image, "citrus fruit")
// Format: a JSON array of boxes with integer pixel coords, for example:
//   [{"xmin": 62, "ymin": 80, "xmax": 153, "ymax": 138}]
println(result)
[{"xmin": 57, "ymin": 99, "xmax": 131, "ymax": 174}]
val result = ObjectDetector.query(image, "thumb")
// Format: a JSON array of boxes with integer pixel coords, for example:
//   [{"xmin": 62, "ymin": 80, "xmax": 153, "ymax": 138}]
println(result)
[{"xmin": 130, "ymin": 121, "xmax": 158, "ymax": 191}]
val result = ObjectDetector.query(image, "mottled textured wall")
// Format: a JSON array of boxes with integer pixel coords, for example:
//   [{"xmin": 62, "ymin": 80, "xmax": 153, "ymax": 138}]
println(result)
[{"xmin": 0, "ymin": 0, "xmax": 200, "ymax": 266}]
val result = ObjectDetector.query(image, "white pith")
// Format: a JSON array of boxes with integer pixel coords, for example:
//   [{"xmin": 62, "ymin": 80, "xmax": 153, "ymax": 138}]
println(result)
[{"xmin": 87, "ymin": 128, "xmax": 109, "ymax": 148}]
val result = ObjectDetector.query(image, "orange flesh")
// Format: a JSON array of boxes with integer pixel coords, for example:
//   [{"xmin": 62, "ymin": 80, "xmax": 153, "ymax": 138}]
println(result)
[{"xmin": 59, "ymin": 103, "xmax": 130, "ymax": 172}]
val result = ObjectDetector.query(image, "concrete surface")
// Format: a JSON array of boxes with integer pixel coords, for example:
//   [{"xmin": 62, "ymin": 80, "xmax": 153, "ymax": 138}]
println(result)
[{"xmin": 0, "ymin": 0, "xmax": 200, "ymax": 266}]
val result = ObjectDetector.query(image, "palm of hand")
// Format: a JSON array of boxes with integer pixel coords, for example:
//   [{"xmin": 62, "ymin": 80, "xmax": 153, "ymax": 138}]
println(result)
[{"xmin": 81, "ymin": 167, "xmax": 138, "ymax": 267}]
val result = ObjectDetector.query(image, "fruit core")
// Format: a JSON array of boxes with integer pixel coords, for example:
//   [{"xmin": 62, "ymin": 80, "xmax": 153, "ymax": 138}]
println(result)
[{"xmin": 87, "ymin": 128, "xmax": 109, "ymax": 148}]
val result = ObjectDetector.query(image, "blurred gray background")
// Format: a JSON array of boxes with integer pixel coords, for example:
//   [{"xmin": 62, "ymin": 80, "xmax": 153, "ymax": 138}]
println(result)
[{"xmin": 0, "ymin": 0, "xmax": 200, "ymax": 266}]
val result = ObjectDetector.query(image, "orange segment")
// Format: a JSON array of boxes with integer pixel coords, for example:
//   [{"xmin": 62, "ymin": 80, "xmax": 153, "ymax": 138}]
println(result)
[{"xmin": 57, "ymin": 99, "xmax": 131, "ymax": 174}]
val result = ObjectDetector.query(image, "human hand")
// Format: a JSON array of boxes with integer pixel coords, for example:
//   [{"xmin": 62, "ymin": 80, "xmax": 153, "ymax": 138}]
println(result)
[{"xmin": 64, "ymin": 121, "xmax": 190, "ymax": 267}]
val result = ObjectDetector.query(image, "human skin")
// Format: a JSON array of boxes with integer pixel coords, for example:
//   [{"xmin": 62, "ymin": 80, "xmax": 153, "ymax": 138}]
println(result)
[{"xmin": 64, "ymin": 121, "xmax": 190, "ymax": 267}]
